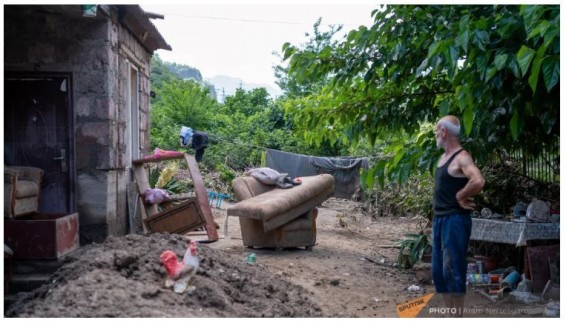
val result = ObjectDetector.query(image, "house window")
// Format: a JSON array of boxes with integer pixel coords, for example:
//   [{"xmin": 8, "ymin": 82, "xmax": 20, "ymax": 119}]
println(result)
[{"xmin": 126, "ymin": 61, "xmax": 140, "ymax": 163}]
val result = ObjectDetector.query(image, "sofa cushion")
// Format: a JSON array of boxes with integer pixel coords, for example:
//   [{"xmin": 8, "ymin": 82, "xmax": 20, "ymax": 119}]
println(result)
[
  {"xmin": 15, "ymin": 180, "xmax": 39, "ymax": 198},
  {"xmin": 228, "ymin": 174, "xmax": 334, "ymax": 231}
]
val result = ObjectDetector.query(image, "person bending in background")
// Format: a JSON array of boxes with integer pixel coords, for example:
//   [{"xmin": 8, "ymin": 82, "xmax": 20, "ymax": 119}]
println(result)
[{"xmin": 432, "ymin": 115, "xmax": 485, "ymax": 317}]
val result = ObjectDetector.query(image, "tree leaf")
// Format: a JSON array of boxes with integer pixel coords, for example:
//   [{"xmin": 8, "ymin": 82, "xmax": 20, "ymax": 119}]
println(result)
[
  {"xmin": 473, "ymin": 29, "xmax": 489, "ymax": 51},
  {"xmin": 494, "ymin": 53, "xmax": 508, "ymax": 71},
  {"xmin": 542, "ymin": 56, "xmax": 559, "ymax": 92},
  {"xmin": 364, "ymin": 167, "xmax": 376, "ymax": 189},
  {"xmin": 459, "ymin": 14, "xmax": 470, "ymax": 32},
  {"xmin": 391, "ymin": 148, "xmax": 406, "ymax": 169},
  {"xmin": 528, "ymin": 20, "xmax": 550, "ymax": 40},
  {"xmin": 485, "ymin": 67, "xmax": 498, "ymax": 82},
  {"xmin": 517, "ymin": 45, "xmax": 536, "ymax": 77},
  {"xmin": 427, "ymin": 41, "xmax": 442, "ymax": 59},
  {"xmin": 459, "ymin": 29, "xmax": 469, "ymax": 53},
  {"xmin": 528, "ymin": 46, "xmax": 545, "ymax": 93},
  {"xmin": 507, "ymin": 57, "xmax": 521, "ymax": 78},
  {"xmin": 543, "ymin": 27, "xmax": 558, "ymax": 51}
]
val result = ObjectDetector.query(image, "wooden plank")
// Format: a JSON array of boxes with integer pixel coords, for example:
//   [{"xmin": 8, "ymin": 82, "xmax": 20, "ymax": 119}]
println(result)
[
  {"xmin": 132, "ymin": 163, "xmax": 159, "ymax": 217},
  {"xmin": 184, "ymin": 153, "xmax": 218, "ymax": 242},
  {"xmin": 138, "ymin": 196, "xmax": 149, "ymax": 233}
]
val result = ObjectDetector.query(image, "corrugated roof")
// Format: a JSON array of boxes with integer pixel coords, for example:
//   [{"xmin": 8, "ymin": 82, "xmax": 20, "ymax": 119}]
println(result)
[{"xmin": 119, "ymin": 5, "xmax": 172, "ymax": 52}]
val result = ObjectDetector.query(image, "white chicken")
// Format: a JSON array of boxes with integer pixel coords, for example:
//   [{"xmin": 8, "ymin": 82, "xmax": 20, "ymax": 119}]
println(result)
[{"xmin": 160, "ymin": 240, "xmax": 200, "ymax": 293}]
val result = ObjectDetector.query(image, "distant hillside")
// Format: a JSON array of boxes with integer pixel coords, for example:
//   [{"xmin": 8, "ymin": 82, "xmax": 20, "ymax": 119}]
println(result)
[
  {"xmin": 151, "ymin": 55, "xmax": 216, "ymax": 99},
  {"xmin": 206, "ymin": 75, "xmax": 282, "ymax": 102},
  {"xmin": 151, "ymin": 55, "xmax": 281, "ymax": 102},
  {"xmin": 169, "ymin": 62, "xmax": 202, "ymax": 82}
]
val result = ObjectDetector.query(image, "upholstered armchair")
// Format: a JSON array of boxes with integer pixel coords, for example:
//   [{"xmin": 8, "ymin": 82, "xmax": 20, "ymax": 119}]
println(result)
[
  {"xmin": 4, "ymin": 166, "xmax": 44, "ymax": 218},
  {"xmin": 228, "ymin": 174, "xmax": 335, "ymax": 249}
]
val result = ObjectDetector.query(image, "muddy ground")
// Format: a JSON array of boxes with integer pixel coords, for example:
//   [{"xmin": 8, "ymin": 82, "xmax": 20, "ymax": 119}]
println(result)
[{"xmin": 4, "ymin": 198, "xmax": 550, "ymax": 318}]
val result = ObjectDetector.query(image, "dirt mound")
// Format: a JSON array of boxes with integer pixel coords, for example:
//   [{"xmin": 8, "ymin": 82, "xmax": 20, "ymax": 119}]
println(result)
[{"xmin": 5, "ymin": 233, "xmax": 323, "ymax": 318}]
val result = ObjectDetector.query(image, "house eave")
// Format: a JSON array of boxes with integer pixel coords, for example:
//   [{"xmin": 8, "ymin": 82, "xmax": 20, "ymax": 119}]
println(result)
[{"xmin": 118, "ymin": 5, "xmax": 172, "ymax": 53}]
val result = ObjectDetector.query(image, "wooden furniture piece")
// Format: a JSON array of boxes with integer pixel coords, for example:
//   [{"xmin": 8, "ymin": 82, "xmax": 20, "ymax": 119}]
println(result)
[{"xmin": 131, "ymin": 153, "xmax": 218, "ymax": 242}]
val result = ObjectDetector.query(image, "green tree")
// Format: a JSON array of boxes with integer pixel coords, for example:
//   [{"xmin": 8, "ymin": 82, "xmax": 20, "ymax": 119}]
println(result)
[
  {"xmin": 222, "ymin": 88, "xmax": 270, "ymax": 117},
  {"xmin": 282, "ymin": 5, "xmax": 559, "ymax": 186},
  {"xmin": 150, "ymin": 79, "xmax": 219, "ymax": 150},
  {"xmin": 275, "ymin": 18, "xmax": 343, "ymax": 98},
  {"xmin": 205, "ymin": 87, "xmax": 329, "ymax": 170}
]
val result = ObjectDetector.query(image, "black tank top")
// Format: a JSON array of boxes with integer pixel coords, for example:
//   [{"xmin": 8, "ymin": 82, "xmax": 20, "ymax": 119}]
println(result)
[{"xmin": 434, "ymin": 149, "xmax": 470, "ymax": 216}]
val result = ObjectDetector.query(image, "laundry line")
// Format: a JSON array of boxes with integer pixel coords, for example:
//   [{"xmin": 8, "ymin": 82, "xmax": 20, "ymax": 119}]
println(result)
[
  {"xmin": 181, "ymin": 128, "xmax": 376, "ymax": 199},
  {"xmin": 206, "ymin": 132, "xmax": 381, "ymax": 161}
]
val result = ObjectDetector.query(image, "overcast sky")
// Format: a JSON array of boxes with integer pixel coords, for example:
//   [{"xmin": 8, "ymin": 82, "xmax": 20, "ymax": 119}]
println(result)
[{"xmin": 141, "ymin": 0, "xmax": 377, "ymax": 91}]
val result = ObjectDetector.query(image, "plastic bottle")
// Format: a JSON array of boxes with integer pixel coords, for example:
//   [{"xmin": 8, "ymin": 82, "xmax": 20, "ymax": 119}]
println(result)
[{"xmin": 516, "ymin": 274, "xmax": 533, "ymax": 292}]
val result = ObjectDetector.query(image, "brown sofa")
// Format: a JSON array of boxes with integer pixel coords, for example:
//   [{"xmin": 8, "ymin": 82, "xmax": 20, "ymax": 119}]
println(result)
[
  {"xmin": 4, "ymin": 166, "xmax": 43, "ymax": 219},
  {"xmin": 228, "ymin": 174, "xmax": 335, "ymax": 249}
]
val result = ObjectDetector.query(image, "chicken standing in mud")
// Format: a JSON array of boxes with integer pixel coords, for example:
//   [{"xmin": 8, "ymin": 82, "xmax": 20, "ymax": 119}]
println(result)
[{"xmin": 160, "ymin": 240, "xmax": 200, "ymax": 293}]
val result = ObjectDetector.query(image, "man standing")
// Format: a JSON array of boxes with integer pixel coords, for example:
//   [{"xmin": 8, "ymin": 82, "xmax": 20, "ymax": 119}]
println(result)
[{"xmin": 432, "ymin": 115, "xmax": 485, "ymax": 317}]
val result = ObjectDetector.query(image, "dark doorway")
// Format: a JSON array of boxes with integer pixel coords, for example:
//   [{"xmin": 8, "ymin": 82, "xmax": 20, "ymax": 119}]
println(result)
[{"xmin": 4, "ymin": 72, "xmax": 75, "ymax": 213}]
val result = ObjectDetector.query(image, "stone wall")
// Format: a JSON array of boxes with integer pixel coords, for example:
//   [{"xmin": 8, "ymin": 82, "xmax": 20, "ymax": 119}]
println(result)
[{"xmin": 4, "ymin": 6, "xmax": 153, "ymax": 243}]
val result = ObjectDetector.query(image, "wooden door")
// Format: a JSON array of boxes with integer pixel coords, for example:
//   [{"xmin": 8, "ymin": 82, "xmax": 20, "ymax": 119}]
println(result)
[{"xmin": 4, "ymin": 73, "xmax": 75, "ymax": 213}]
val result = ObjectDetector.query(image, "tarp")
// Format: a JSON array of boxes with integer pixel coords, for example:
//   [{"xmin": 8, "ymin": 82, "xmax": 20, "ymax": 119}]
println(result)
[
  {"xmin": 266, "ymin": 149, "xmax": 369, "ymax": 199},
  {"xmin": 265, "ymin": 149, "xmax": 317, "ymax": 178}
]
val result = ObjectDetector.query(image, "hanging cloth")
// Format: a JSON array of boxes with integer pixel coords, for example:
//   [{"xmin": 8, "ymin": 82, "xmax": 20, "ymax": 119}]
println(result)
[
  {"xmin": 191, "ymin": 131, "xmax": 209, "ymax": 162},
  {"xmin": 179, "ymin": 126, "xmax": 194, "ymax": 147}
]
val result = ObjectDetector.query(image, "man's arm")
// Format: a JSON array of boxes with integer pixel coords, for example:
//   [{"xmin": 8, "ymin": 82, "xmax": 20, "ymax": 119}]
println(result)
[{"xmin": 455, "ymin": 152, "xmax": 485, "ymax": 210}]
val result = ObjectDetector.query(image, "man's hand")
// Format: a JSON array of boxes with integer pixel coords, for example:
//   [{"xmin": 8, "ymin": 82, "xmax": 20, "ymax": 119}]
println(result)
[{"xmin": 456, "ymin": 193, "xmax": 476, "ymax": 210}]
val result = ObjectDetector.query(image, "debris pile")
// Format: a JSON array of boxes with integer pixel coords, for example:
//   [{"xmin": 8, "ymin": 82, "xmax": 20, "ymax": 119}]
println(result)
[{"xmin": 6, "ymin": 233, "xmax": 323, "ymax": 318}]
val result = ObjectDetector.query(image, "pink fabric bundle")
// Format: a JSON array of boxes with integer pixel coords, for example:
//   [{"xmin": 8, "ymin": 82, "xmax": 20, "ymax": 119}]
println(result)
[{"xmin": 144, "ymin": 188, "xmax": 169, "ymax": 204}]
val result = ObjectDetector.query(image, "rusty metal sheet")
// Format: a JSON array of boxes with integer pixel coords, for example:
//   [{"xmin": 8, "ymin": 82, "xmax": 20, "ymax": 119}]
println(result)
[{"xmin": 4, "ymin": 213, "xmax": 79, "ymax": 259}]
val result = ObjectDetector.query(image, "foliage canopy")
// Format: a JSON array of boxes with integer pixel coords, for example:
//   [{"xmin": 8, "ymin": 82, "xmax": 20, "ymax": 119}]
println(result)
[{"xmin": 282, "ymin": 5, "xmax": 560, "ymax": 186}]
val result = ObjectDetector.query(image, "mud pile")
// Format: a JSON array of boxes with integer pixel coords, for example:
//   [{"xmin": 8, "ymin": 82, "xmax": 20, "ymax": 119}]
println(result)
[{"xmin": 6, "ymin": 233, "xmax": 323, "ymax": 318}]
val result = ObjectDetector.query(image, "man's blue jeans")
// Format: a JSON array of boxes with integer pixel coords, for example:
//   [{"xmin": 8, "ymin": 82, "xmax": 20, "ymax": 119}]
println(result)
[{"xmin": 432, "ymin": 214, "xmax": 472, "ymax": 294}]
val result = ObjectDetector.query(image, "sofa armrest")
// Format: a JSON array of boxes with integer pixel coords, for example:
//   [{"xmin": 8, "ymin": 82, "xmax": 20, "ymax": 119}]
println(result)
[
  {"xmin": 232, "ymin": 176, "xmax": 274, "ymax": 201},
  {"xmin": 7, "ymin": 166, "xmax": 44, "ymax": 185},
  {"xmin": 4, "ymin": 167, "xmax": 17, "ymax": 183}
]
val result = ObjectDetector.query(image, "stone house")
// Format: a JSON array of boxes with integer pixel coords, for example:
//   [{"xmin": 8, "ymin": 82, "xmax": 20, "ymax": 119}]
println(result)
[{"xmin": 4, "ymin": 5, "xmax": 171, "ymax": 243}]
